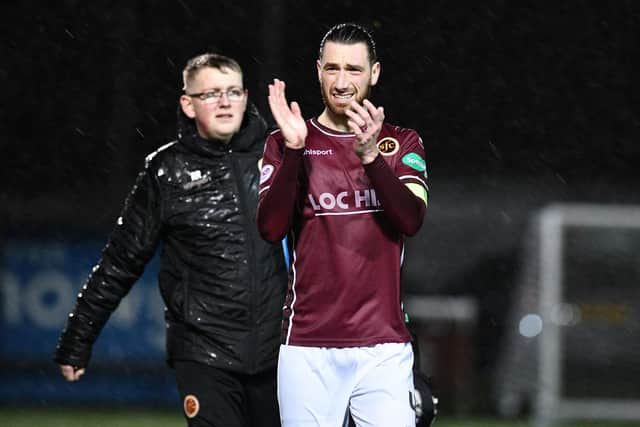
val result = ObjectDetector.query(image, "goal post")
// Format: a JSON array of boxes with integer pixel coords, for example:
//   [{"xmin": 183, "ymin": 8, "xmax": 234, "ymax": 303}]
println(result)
[{"xmin": 496, "ymin": 203, "xmax": 640, "ymax": 426}]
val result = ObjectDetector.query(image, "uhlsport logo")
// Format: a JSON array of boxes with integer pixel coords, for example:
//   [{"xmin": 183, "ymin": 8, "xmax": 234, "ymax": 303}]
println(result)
[
  {"xmin": 184, "ymin": 394, "xmax": 200, "ymax": 418},
  {"xmin": 303, "ymin": 148, "xmax": 334, "ymax": 156},
  {"xmin": 377, "ymin": 137, "xmax": 400, "ymax": 156}
]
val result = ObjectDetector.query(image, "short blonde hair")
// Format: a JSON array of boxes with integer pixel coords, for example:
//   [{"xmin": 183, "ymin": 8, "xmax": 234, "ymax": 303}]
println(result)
[{"xmin": 182, "ymin": 53, "xmax": 244, "ymax": 91}]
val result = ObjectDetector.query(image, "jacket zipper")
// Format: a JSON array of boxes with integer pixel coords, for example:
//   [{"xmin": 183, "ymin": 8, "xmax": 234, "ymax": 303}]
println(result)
[{"xmin": 228, "ymin": 149, "xmax": 259, "ymax": 373}]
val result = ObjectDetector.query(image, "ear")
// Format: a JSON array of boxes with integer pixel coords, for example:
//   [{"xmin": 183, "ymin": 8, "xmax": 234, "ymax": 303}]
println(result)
[
  {"xmin": 180, "ymin": 95, "xmax": 196, "ymax": 119},
  {"xmin": 316, "ymin": 59, "xmax": 322, "ymax": 82},
  {"xmin": 370, "ymin": 61, "xmax": 381, "ymax": 87}
]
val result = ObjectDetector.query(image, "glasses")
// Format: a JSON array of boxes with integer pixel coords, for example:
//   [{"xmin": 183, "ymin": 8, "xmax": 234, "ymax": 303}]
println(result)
[{"xmin": 186, "ymin": 88, "xmax": 245, "ymax": 104}]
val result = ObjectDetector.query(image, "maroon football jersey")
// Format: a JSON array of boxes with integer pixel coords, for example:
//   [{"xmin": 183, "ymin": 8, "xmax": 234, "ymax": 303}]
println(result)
[{"xmin": 259, "ymin": 119, "xmax": 428, "ymax": 347}]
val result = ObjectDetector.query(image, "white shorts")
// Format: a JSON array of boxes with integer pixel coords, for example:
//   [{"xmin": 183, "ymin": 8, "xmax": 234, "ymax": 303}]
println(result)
[{"xmin": 277, "ymin": 342, "xmax": 416, "ymax": 427}]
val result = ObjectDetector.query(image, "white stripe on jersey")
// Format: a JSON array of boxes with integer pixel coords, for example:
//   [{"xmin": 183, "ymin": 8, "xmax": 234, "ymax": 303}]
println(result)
[
  {"xmin": 399, "ymin": 174, "xmax": 427, "ymax": 189},
  {"xmin": 314, "ymin": 208, "xmax": 384, "ymax": 217},
  {"xmin": 258, "ymin": 185, "xmax": 270, "ymax": 195},
  {"xmin": 285, "ymin": 232, "xmax": 299, "ymax": 345},
  {"xmin": 310, "ymin": 119, "xmax": 355, "ymax": 138}
]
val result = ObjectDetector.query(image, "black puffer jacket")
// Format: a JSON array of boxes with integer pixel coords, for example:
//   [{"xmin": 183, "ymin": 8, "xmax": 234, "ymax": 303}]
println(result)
[{"xmin": 54, "ymin": 103, "xmax": 287, "ymax": 374}]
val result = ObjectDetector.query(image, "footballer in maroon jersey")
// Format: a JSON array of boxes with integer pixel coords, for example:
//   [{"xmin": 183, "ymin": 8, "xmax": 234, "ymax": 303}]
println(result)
[{"xmin": 257, "ymin": 23, "xmax": 429, "ymax": 426}]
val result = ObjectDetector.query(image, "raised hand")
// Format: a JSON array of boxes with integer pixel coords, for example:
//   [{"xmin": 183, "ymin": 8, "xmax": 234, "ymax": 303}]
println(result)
[
  {"xmin": 345, "ymin": 99, "xmax": 384, "ymax": 164},
  {"xmin": 268, "ymin": 79, "xmax": 307, "ymax": 149}
]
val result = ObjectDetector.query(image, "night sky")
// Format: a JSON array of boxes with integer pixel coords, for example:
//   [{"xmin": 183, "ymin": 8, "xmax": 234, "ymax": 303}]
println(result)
[{"xmin": 3, "ymin": 1, "xmax": 638, "ymax": 215}]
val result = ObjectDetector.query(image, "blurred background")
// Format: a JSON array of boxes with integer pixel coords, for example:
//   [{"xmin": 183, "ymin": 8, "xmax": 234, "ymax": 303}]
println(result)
[{"xmin": 1, "ymin": 1, "xmax": 639, "ymax": 426}]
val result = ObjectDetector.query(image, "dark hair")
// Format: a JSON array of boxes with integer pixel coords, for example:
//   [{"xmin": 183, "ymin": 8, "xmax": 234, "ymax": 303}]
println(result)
[
  {"xmin": 318, "ymin": 23, "xmax": 377, "ymax": 64},
  {"xmin": 182, "ymin": 53, "xmax": 243, "ymax": 91}
]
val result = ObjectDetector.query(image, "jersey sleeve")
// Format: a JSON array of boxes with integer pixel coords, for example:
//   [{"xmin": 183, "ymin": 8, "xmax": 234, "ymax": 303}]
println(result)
[
  {"xmin": 363, "ymin": 128, "xmax": 428, "ymax": 236},
  {"xmin": 395, "ymin": 130, "xmax": 429, "ymax": 207},
  {"xmin": 256, "ymin": 131, "xmax": 304, "ymax": 242},
  {"xmin": 258, "ymin": 131, "xmax": 284, "ymax": 194}
]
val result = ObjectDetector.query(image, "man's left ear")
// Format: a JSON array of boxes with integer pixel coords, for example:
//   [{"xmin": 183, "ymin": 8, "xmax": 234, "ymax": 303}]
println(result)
[
  {"xmin": 371, "ymin": 62, "xmax": 381, "ymax": 86},
  {"xmin": 180, "ymin": 95, "xmax": 196, "ymax": 119}
]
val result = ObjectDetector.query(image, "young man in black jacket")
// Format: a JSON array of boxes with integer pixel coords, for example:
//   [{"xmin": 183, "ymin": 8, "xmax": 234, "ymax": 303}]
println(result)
[{"xmin": 54, "ymin": 53, "xmax": 287, "ymax": 427}]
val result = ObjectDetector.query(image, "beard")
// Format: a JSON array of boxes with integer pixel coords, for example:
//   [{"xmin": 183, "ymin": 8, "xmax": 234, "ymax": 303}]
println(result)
[{"xmin": 319, "ymin": 82, "xmax": 372, "ymax": 117}]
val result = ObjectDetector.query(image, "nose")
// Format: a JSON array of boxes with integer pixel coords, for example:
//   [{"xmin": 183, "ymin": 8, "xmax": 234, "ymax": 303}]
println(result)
[
  {"xmin": 335, "ymin": 70, "xmax": 348, "ymax": 89},
  {"xmin": 218, "ymin": 92, "xmax": 231, "ymax": 106}
]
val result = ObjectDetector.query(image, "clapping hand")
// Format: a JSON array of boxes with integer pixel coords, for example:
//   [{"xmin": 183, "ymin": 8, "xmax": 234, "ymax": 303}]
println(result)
[
  {"xmin": 268, "ymin": 79, "xmax": 307, "ymax": 149},
  {"xmin": 345, "ymin": 99, "xmax": 384, "ymax": 164}
]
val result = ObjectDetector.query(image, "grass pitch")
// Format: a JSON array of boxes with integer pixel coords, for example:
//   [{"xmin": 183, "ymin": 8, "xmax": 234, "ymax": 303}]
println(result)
[{"xmin": 1, "ymin": 407, "xmax": 639, "ymax": 427}]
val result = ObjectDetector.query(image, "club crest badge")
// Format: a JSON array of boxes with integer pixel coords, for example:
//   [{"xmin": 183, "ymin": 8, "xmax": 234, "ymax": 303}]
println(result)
[
  {"xmin": 184, "ymin": 394, "xmax": 200, "ymax": 418},
  {"xmin": 377, "ymin": 137, "xmax": 400, "ymax": 156},
  {"xmin": 260, "ymin": 164, "xmax": 274, "ymax": 184}
]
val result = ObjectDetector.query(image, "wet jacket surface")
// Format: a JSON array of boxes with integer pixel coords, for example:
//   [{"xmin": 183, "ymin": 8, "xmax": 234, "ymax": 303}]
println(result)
[{"xmin": 54, "ymin": 104, "xmax": 287, "ymax": 374}]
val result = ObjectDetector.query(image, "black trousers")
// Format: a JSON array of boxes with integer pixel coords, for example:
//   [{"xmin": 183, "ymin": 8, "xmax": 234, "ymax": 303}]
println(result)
[{"xmin": 174, "ymin": 361, "xmax": 280, "ymax": 427}]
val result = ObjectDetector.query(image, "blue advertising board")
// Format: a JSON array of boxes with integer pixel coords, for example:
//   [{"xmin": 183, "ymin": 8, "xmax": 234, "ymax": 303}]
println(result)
[{"xmin": 0, "ymin": 236, "xmax": 178, "ymax": 405}]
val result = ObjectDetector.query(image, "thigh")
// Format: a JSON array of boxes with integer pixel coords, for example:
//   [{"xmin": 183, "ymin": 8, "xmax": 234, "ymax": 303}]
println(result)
[
  {"xmin": 245, "ymin": 367, "xmax": 280, "ymax": 427},
  {"xmin": 277, "ymin": 345, "xmax": 352, "ymax": 427},
  {"xmin": 174, "ymin": 361, "xmax": 247, "ymax": 427},
  {"xmin": 349, "ymin": 343, "xmax": 416, "ymax": 427}
]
